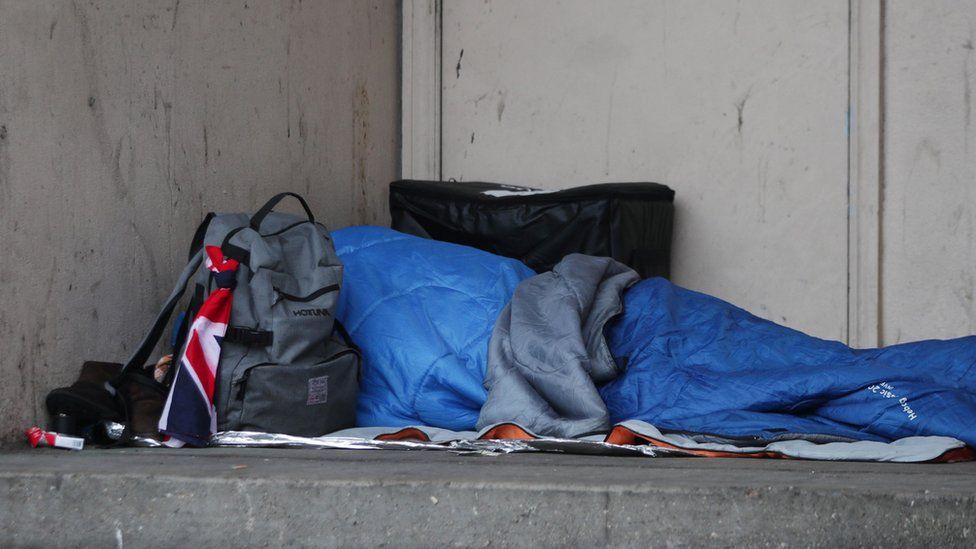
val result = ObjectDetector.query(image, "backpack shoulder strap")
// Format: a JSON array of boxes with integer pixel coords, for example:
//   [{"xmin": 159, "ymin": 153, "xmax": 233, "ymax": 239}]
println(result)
[
  {"xmin": 122, "ymin": 248, "xmax": 204, "ymax": 373},
  {"xmin": 188, "ymin": 212, "xmax": 216, "ymax": 260}
]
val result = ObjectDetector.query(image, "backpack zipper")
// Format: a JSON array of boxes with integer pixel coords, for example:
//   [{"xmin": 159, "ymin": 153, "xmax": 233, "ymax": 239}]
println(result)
[
  {"xmin": 233, "ymin": 347, "xmax": 360, "ymax": 400},
  {"xmin": 234, "ymin": 362, "xmax": 274, "ymax": 399},
  {"xmin": 273, "ymin": 284, "xmax": 340, "ymax": 303},
  {"xmin": 236, "ymin": 371, "xmax": 250, "ymax": 399}
]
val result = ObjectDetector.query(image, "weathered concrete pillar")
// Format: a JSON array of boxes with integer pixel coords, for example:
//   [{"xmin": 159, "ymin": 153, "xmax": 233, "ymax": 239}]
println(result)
[{"xmin": 0, "ymin": 0, "xmax": 400, "ymax": 446}]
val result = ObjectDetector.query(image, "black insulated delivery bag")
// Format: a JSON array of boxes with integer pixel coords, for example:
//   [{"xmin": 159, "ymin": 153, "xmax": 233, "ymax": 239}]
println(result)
[{"xmin": 390, "ymin": 180, "xmax": 675, "ymax": 278}]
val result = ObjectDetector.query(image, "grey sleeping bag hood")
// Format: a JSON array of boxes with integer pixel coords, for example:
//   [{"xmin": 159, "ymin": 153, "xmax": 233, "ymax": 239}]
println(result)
[{"xmin": 477, "ymin": 254, "xmax": 640, "ymax": 438}]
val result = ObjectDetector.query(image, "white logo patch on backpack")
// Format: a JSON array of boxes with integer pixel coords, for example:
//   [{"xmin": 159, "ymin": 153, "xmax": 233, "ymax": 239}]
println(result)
[{"xmin": 306, "ymin": 375, "xmax": 329, "ymax": 405}]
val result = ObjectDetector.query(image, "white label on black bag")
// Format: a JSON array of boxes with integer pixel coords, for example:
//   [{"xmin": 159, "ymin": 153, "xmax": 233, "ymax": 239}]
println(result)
[{"xmin": 307, "ymin": 375, "xmax": 329, "ymax": 405}]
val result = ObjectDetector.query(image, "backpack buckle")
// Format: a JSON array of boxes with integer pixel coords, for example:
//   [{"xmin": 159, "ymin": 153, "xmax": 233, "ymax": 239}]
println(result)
[{"xmin": 224, "ymin": 326, "xmax": 274, "ymax": 347}]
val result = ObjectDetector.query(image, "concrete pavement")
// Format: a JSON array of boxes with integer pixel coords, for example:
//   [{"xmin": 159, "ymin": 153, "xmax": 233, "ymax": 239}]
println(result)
[{"xmin": 1, "ymin": 447, "xmax": 974, "ymax": 547}]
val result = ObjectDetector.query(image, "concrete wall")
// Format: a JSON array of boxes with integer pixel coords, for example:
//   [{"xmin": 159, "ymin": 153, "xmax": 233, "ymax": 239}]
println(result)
[
  {"xmin": 0, "ymin": 0, "xmax": 399, "ymax": 445},
  {"xmin": 436, "ymin": 0, "xmax": 851, "ymax": 341},
  {"xmin": 882, "ymin": 0, "xmax": 976, "ymax": 343},
  {"xmin": 414, "ymin": 0, "xmax": 976, "ymax": 345}
]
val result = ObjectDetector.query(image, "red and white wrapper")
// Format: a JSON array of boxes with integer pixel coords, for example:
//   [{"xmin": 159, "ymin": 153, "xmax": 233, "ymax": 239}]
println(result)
[{"xmin": 25, "ymin": 427, "xmax": 85, "ymax": 451}]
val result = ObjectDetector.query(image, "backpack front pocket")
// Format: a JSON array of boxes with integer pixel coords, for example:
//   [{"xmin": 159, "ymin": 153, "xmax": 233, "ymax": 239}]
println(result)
[
  {"xmin": 233, "ymin": 346, "xmax": 359, "ymax": 437},
  {"xmin": 269, "ymin": 265, "xmax": 341, "ymax": 364}
]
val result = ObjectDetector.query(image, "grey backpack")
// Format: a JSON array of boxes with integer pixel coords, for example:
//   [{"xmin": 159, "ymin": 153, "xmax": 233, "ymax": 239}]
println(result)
[{"xmin": 123, "ymin": 192, "xmax": 359, "ymax": 437}]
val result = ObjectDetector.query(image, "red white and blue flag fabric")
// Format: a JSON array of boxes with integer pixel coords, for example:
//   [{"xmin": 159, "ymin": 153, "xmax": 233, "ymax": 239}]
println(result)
[{"xmin": 159, "ymin": 245, "xmax": 239, "ymax": 447}]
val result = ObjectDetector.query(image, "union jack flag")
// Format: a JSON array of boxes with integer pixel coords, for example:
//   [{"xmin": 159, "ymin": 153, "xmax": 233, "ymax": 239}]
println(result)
[{"xmin": 158, "ymin": 245, "xmax": 239, "ymax": 447}]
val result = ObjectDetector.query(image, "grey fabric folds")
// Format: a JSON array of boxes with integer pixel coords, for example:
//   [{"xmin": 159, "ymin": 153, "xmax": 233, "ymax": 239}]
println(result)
[{"xmin": 476, "ymin": 254, "xmax": 640, "ymax": 438}]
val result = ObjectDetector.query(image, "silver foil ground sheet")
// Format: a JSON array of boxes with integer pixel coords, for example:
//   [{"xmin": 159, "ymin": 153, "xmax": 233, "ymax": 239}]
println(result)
[{"xmin": 211, "ymin": 430, "xmax": 680, "ymax": 457}]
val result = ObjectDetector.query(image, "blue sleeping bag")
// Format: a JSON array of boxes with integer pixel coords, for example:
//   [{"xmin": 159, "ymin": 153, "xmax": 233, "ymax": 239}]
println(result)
[
  {"xmin": 333, "ymin": 226, "xmax": 534, "ymax": 429},
  {"xmin": 334, "ymin": 227, "xmax": 976, "ymax": 446},
  {"xmin": 600, "ymin": 278, "xmax": 976, "ymax": 445}
]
